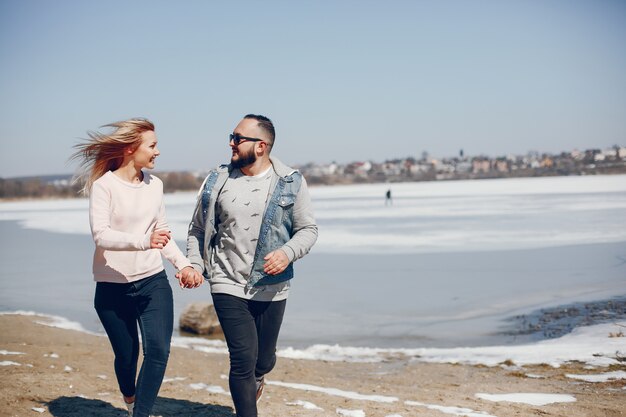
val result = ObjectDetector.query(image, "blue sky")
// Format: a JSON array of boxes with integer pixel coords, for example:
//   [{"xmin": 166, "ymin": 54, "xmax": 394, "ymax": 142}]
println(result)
[{"xmin": 1, "ymin": 0, "xmax": 625, "ymax": 177}]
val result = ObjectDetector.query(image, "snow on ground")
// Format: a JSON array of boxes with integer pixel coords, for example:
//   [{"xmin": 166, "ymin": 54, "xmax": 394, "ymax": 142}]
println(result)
[
  {"xmin": 4, "ymin": 311, "xmax": 624, "ymax": 369},
  {"xmin": 0, "ymin": 350, "xmax": 25, "ymax": 355},
  {"xmin": 188, "ymin": 382, "xmax": 228, "ymax": 394},
  {"xmin": 0, "ymin": 311, "xmax": 99, "ymax": 336},
  {"xmin": 408, "ymin": 322, "xmax": 625, "ymax": 367},
  {"xmin": 285, "ymin": 400, "xmax": 323, "ymax": 410},
  {"xmin": 162, "ymin": 376, "xmax": 187, "ymax": 383},
  {"xmin": 404, "ymin": 400, "xmax": 498, "ymax": 417},
  {"xmin": 278, "ymin": 321, "xmax": 626, "ymax": 367},
  {"xmin": 267, "ymin": 380, "xmax": 398, "ymax": 403},
  {"xmin": 8, "ymin": 311, "xmax": 623, "ymax": 417},
  {"xmin": 565, "ymin": 371, "xmax": 626, "ymax": 383},
  {"xmin": 475, "ymin": 393, "xmax": 576, "ymax": 406},
  {"xmin": 336, "ymin": 409, "xmax": 365, "ymax": 417},
  {"xmin": 170, "ymin": 335, "xmax": 229, "ymax": 355}
]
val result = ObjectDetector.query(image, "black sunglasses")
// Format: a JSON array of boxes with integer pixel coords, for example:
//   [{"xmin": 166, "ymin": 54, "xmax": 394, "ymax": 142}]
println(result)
[{"xmin": 229, "ymin": 133, "xmax": 265, "ymax": 146}]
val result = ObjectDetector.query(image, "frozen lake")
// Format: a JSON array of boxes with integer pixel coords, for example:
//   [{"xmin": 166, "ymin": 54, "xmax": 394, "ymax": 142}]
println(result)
[{"xmin": 1, "ymin": 174, "xmax": 625, "ymax": 348}]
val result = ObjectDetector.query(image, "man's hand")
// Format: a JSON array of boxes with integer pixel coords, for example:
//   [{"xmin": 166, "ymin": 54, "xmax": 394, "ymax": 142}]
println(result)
[
  {"xmin": 263, "ymin": 249, "xmax": 289, "ymax": 275},
  {"xmin": 150, "ymin": 230, "xmax": 171, "ymax": 249},
  {"xmin": 175, "ymin": 266, "xmax": 203, "ymax": 289}
]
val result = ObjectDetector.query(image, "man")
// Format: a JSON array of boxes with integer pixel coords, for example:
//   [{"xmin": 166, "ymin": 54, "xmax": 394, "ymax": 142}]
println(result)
[
  {"xmin": 187, "ymin": 114, "xmax": 318, "ymax": 417},
  {"xmin": 385, "ymin": 188, "xmax": 392, "ymax": 206}
]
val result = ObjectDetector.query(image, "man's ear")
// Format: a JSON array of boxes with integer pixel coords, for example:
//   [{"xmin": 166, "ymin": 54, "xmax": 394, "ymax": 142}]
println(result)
[{"xmin": 257, "ymin": 141, "xmax": 268, "ymax": 155}]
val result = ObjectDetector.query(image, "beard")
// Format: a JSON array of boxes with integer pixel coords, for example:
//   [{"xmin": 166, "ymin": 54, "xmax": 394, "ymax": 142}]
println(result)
[{"xmin": 231, "ymin": 148, "xmax": 257, "ymax": 169}]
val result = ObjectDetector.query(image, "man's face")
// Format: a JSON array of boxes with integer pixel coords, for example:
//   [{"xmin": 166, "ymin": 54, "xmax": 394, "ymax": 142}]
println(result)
[{"xmin": 230, "ymin": 118, "xmax": 264, "ymax": 169}]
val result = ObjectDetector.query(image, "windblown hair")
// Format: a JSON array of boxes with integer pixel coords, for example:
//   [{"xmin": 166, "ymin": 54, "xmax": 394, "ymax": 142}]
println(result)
[
  {"xmin": 69, "ymin": 118, "xmax": 155, "ymax": 195},
  {"xmin": 244, "ymin": 114, "xmax": 275, "ymax": 149}
]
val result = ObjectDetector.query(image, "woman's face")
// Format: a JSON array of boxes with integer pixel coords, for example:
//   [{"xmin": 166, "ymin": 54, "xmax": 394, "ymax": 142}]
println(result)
[{"xmin": 131, "ymin": 130, "xmax": 160, "ymax": 170}]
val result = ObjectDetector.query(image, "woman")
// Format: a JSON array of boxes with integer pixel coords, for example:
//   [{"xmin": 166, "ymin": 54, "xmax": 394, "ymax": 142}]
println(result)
[{"xmin": 70, "ymin": 118, "xmax": 203, "ymax": 417}]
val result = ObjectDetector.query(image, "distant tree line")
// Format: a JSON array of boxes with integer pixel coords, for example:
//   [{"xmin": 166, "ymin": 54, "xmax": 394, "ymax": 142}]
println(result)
[
  {"xmin": 159, "ymin": 172, "xmax": 204, "ymax": 193},
  {"xmin": 0, "ymin": 171, "xmax": 205, "ymax": 200},
  {"xmin": 0, "ymin": 177, "xmax": 83, "ymax": 199}
]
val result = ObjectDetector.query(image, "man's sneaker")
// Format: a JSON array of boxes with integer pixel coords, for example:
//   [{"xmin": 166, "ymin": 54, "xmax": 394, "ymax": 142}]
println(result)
[{"xmin": 255, "ymin": 376, "xmax": 265, "ymax": 403}]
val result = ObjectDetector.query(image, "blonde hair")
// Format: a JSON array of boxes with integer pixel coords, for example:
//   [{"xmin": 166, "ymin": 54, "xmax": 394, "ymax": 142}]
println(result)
[{"xmin": 70, "ymin": 118, "xmax": 155, "ymax": 195}]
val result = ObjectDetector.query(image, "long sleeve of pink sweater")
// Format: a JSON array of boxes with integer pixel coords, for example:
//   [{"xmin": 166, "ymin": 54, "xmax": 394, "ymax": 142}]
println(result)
[{"xmin": 89, "ymin": 171, "xmax": 191, "ymax": 283}]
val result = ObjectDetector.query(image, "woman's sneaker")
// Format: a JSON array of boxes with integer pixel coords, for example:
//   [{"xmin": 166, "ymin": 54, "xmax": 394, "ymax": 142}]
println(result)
[
  {"xmin": 255, "ymin": 376, "xmax": 265, "ymax": 403},
  {"xmin": 125, "ymin": 400, "xmax": 134, "ymax": 417}
]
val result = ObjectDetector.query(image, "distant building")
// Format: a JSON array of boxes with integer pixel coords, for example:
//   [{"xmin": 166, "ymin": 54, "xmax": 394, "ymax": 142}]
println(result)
[
  {"xmin": 472, "ymin": 158, "xmax": 491, "ymax": 174},
  {"xmin": 494, "ymin": 159, "xmax": 509, "ymax": 173}
]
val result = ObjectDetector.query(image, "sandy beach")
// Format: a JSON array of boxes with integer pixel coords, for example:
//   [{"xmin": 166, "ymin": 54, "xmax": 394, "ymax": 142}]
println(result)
[{"xmin": 1, "ymin": 314, "xmax": 624, "ymax": 417}]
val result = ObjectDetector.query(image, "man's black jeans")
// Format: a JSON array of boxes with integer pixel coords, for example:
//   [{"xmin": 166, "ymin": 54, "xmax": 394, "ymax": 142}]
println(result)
[
  {"xmin": 94, "ymin": 270, "xmax": 173, "ymax": 417},
  {"xmin": 212, "ymin": 292, "xmax": 286, "ymax": 417}
]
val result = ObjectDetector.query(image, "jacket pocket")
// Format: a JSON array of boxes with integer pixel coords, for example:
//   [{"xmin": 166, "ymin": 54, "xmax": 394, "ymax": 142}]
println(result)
[
  {"xmin": 278, "ymin": 194, "xmax": 295, "ymax": 209},
  {"xmin": 277, "ymin": 193, "xmax": 296, "ymax": 226}
]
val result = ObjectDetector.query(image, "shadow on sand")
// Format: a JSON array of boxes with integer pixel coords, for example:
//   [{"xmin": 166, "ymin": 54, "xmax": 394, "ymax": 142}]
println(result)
[{"xmin": 47, "ymin": 396, "xmax": 234, "ymax": 417}]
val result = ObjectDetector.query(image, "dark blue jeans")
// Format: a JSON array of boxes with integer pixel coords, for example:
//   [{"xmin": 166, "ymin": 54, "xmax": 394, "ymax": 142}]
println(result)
[
  {"xmin": 212, "ymin": 293, "xmax": 286, "ymax": 417},
  {"xmin": 94, "ymin": 270, "xmax": 173, "ymax": 417}
]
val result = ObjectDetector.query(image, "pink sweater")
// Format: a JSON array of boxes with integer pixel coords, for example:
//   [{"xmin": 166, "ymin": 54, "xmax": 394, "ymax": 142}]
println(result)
[{"xmin": 89, "ymin": 171, "xmax": 191, "ymax": 283}]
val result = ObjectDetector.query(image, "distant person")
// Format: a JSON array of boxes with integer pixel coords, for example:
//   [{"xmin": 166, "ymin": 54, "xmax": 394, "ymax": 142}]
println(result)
[
  {"xmin": 70, "ymin": 118, "xmax": 203, "ymax": 417},
  {"xmin": 385, "ymin": 188, "xmax": 392, "ymax": 206},
  {"xmin": 187, "ymin": 114, "xmax": 318, "ymax": 417}
]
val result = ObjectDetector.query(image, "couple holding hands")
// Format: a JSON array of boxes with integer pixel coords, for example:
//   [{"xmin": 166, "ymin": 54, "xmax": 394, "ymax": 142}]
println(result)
[{"xmin": 71, "ymin": 114, "xmax": 318, "ymax": 417}]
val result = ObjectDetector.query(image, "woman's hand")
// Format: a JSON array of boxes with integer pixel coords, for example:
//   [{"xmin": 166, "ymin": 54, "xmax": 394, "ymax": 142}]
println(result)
[
  {"xmin": 175, "ymin": 266, "xmax": 203, "ymax": 289},
  {"xmin": 150, "ymin": 229, "xmax": 171, "ymax": 249}
]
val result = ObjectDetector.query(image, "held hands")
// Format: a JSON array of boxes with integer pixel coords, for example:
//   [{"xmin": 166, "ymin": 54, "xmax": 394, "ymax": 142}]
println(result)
[
  {"xmin": 151, "ymin": 229, "xmax": 202, "ymax": 289},
  {"xmin": 175, "ymin": 266, "xmax": 203, "ymax": 289},
  {"xmin": 150, "ymin": 229, "xmax": 171, "ymax": 249},
  {"xmin": 263, "ymin": 249, "xmax": 289, "ymax": 275}
]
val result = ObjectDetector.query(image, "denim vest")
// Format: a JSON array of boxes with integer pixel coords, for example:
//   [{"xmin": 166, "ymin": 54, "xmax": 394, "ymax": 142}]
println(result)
[{"xmin": 200, "ymin": 165, "xmax": 303, "ymax": 288}]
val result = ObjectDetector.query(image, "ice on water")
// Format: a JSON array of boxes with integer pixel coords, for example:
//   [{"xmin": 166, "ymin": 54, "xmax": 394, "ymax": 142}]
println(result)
[{"xmin": 1, "ymin": 175, "xmax": 625, "ymax": 254}]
